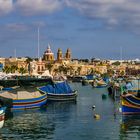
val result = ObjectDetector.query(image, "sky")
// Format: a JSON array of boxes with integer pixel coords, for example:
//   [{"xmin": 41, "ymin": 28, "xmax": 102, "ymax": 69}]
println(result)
[{"xmin": 0, "ymin": 0, "xmax": 140, "ymax": 60}]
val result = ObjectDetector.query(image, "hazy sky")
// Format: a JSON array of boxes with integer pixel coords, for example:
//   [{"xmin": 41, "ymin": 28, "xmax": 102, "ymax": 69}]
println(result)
[{"xmin": 0, "ymin": 0, "xmax": 140, "ymax": 59}]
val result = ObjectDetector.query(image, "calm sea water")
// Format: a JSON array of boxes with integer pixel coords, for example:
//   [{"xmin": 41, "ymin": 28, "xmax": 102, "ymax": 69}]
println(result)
[{"xmin": 0, "ymin": 83, "xmax": 140, "ymax": 140}]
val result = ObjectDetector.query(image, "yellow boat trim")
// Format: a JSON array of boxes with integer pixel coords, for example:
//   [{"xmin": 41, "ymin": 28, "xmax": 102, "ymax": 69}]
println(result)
[{"xmin": 122, "ymin": 99, "xmax": 140, "ymax": 109}]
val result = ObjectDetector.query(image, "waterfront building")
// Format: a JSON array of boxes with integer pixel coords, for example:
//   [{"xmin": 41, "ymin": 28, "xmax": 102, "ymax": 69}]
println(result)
[
  {"xmin": 36, "ymin": 58, "xmax": 46, "ymax": 74},
  {"xmin": 4, "ymin": 57, "xmax": 27, "ymax": 69},
  {"xmin": 29, "ymin": 58, "xmax": 46, "ymax": 75}
]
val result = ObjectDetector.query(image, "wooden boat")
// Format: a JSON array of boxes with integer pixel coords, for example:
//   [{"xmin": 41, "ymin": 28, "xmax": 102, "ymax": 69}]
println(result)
[
  {"xmin": 0, "ymin": 87, "xmax": 47, "ymax": 110},
  {"xmin": 0, "ymin": 107, "xmax": 6, "ymax": 128},
  {"xmin": 38, "ymin": 81, "xmax": 77, "ymax": 101},
  {"xmin": 92, "ymin": 80, "xmax": 107, "ymax": 88},
  {"xmin": 121, "ymin": 94, "xmax": 140, "ymax": 115},
  {"xmin": 127, "ymin": 89, "xmax": 140, "ymax": 95},
  {"xmin": 72, "ymin": 76, "xmax": 86, "ymax": 82}
]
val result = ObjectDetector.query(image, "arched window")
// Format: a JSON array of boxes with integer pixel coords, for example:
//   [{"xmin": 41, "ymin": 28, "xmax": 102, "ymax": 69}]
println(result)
[{"xmin": 38, "ymin": 66, "xmax": 40, "ymax": 71}]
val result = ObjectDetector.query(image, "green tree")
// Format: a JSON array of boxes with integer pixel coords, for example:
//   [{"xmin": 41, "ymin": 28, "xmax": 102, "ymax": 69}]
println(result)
[
  {"xmin": 10, "ymin": 65, "xmax": 18, "ymax": 73},
  {"xmin": 112, "ymin": 61, "xmax": 121, "ymax": 66},
  {"xmin": 3, "ymin": 66, "xmax": 11, "ymax": 73},
  {"xmin": 77, "ymin": 66, "xmax": 82, "ymax": 75},
  {"xmin": 19, "ymin": 67, "xmax": 26, "ymax": 75},
  {"xmin": 46, "ymin": 63, "xmax": 53, "ymax": 73}
]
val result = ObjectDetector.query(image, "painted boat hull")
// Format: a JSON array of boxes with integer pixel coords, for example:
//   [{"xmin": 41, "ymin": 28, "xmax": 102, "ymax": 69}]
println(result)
[
  {"xmin": 93, "ymin": 85, "xmax": 107, "ymax": 88},
  {"xmin": 121, "ymin": 94, "xmax": 140, "ymax": 115},
  {"xmin": 47, "ymin": 91, "xmax": 77, "ymax": 101},
  {"xmin": 0, "ymin": 107, "xmax": 6, "ymax": 128},
  {"xmin": 38, "ymin": 81, "xmax": 77, "ymax": 101},
  {"xmin": 0, "ymin": 93, "xmax": 47, "ymax": 110}
]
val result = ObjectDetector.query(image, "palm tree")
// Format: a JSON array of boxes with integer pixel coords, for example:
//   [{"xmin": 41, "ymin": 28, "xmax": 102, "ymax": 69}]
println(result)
[
  {"xmin": 3, "ymin": 66, "xmax": 11, "ymax": 74},
  {"xmin": 26, "ymin": 57, "xmax": 33, "ymax": 75},
  {"xmin": 69, "ymin": 66, "xmax": 74, "ymax": 75},
  {"xmin": 46, "ymin": 63, "xmax": 53, "ymax": 73},
  {"xmin": 77, "ymin": 66, "xmax": 82, "ymax": 75},
  {"xmin": 10, "ymin": 65, "xmax": 18, "ymax": 73},
  {"xmin": 19, "ymin": 67, "xmax": 27, "ymax": 75}
]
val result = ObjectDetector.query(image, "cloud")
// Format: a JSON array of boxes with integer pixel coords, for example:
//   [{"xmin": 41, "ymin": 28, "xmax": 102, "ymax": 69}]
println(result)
[
  {"xmin": 5, "ymin": 23, "xmax": 28, "ymax": 31},
  {"xmin": 15, "ymin": 0, "xmax": 63, "ymax": 15},
  {"xmin": 0, "ymin": 0, "xmax": 13, "ymax": 15},
  {"xmin": 1, "ymin": 0, "xmax": 140, "ymax": 33},
  {"xmin": 65, "ymin": 0, "xmax": 140, "ymax": 31}
]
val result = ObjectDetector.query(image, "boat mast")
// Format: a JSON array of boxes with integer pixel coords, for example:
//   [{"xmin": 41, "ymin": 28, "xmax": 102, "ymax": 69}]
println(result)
[
  {"xmin": 138, "ymin": 78, "xmax": 140, "ymax": 97},
  {"xmin": 120, "ymin": 46, "xmax": 122, "ymax": 64},
  {"xmin": 37, "ymin": 26, "xmax": 40, "ymax": 59}
]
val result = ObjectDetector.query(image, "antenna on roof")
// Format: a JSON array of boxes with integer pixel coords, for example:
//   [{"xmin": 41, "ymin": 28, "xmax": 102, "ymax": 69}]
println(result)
[
  {"xmin": 120, "ymin": 46, "xmax": 123, "ymax": 64},
  {"xmin": 14, "ymin": 48, "xmax": 16, "ymax": 58}
]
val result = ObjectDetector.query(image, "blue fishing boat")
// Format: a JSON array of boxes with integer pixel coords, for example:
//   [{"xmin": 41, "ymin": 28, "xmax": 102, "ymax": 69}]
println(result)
[
  {"xmin": 38, "ymin": 81, "xmax": 77, "ymax": 101},
  {"xmin": 121, "ymin": 94, "xmax": 140, "ymax": 115},
  {"xmin": 121, "ymin": 78, "xmax": 140, "ymax": 115},
  {"xmin": 0, "ymin": 87, "xmax": 47, "ymax": 110}
]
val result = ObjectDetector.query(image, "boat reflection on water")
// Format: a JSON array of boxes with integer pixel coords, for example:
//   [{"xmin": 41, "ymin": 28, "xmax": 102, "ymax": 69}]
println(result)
[
  {"xmin": 2, "ymin": 108, "xmax": 56, "ymax": 140},
  {"xmin": 120, "ymin": 115, "xmax": 140, "ymax": 139},
  {"xmin": 0, "ymin": 100, "xmax": 77, "ymax": 140}
]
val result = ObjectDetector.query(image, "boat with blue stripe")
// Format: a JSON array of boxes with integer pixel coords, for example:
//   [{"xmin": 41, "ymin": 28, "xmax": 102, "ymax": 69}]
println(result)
[
  {"xmin": 0, "ymin": 87, "xmax": 47, "ymax": 110},
  {"xmin": 121, "ymin": 94, "xmax": 140, "ymax": 115},
  {"xmin": 38, "ymin": 81, "xmax": 77, "ymax": 101}
]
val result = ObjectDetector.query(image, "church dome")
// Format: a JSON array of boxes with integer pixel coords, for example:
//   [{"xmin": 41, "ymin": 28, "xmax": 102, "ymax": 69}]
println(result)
[{"xmin": 44, "ymin": 44, "xmax": 53, "ymax": 54}]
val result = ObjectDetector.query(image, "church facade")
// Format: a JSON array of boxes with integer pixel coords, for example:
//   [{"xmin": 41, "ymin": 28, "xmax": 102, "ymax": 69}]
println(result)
[{"xmin": 43, "ymin": 44, "xmax": 71, "ymax": 62}]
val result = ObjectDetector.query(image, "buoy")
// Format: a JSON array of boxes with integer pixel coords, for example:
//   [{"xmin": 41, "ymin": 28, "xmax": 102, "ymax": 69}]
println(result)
[
  {"xmin": 92, "ymin": 105, "xmax": 96, "ymax": 109},
  {"xmin": 119, "ymin": 107, "xmax": 122, "ymax": 113},
  {"xmin": 94, "ymin": 114, "xmax": 100, "ymax": 120},
  {"xmin": 102, "ymin": 94, "xmax": 107, "ymax": 99}
]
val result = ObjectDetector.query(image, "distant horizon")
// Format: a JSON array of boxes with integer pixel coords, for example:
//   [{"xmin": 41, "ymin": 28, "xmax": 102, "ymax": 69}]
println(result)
[{"xmin": 1, "ymin": 54, "xmax": 140, "ymax": 61}]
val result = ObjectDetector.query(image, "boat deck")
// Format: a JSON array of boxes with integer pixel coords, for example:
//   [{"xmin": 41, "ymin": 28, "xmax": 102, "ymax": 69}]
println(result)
[{"xmin": 0, "ymin": 87, "xmax": 42, "ymax": 99}]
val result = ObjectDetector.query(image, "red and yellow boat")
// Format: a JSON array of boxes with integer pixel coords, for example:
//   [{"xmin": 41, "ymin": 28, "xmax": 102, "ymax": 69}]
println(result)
[{"xmin": 121, "ymin": 94, "xmax": 140, "ymax": 115}]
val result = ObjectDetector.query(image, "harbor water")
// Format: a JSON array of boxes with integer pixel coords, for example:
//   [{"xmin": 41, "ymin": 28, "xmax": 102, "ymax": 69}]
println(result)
[{"xmin": 0, "ymin": 83, "xmax": 140, "ymax": 140}]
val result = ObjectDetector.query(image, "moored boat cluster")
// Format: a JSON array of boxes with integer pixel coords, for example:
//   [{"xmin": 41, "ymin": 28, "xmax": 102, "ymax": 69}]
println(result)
[{"xmin": 0, "ymin": 76, "xmax": 77, "ymax": 128}]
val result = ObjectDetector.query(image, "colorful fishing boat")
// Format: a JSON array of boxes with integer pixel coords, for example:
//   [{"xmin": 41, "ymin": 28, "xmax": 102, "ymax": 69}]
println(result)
[
  {"xmin": 0, "ymin": 87, "xmax": 47, "ymax": 110},
  {"xmin": 92, "ymin": 79, "xmax": 107, "ymax": 88},
  {"xmin": 38, "ymin": 81, "xmax": 77, "ymax": 101},
  {"xmin": 0, "ymin": 107, "xmax": 6, "ymax": 128},
  {"xmin": 121, "ymin": 94, "xmax": 140, "ymax": 115}
]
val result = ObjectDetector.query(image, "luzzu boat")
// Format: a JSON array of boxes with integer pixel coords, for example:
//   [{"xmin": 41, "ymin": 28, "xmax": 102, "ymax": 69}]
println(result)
[
  {"xmin": 38, "ymin": 81, "xmax": 77, "ymax": 101},
  {"xmin": 121, "ymin": 94, "xmax": 140, "ymax": 115},
  {"xmin": 92, "ymin": 80, "xmax": 107, "ymax": 88},
  {"xmin": 0, "ymin": 107, "xmax": 6, "ymax": 128},
  {"xmin": 0, "ymin": 87, "xmax": 47, "ymax": 110}
]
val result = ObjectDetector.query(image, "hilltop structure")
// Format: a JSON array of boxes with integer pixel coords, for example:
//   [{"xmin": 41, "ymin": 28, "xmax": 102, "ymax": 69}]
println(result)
[
  {"xmin": 43, "ymin": 44, "xmax": 54, "ymax": 61},
  {"xmin": 43, "ymin": 44, "xmax": 71, "ymax": 62}
]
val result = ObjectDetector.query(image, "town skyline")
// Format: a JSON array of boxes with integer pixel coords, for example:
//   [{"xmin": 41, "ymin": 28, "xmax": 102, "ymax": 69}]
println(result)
[{"xmin": 0, "ymin": 0, "xmax": 140, "ymax": 59}]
